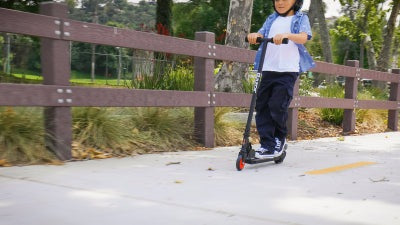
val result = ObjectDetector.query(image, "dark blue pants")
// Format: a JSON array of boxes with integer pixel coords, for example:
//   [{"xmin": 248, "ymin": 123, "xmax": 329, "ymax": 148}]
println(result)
[{"xmin": 255, "ymin": 71, "xmax": 298, "ymax": 148}]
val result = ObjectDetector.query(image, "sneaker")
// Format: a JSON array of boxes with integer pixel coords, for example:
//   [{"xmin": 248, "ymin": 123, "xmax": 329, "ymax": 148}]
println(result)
[
  {"xmin": 274, "ymin": 138, "xmax": 286, "ymax": 157},
  {"xmin": 255, "ymin": 146, "xmax": 275, "ymax": 159},
  {"xmin": 274, "ymin": 138, "xmax": 281, "ymax": 151}
]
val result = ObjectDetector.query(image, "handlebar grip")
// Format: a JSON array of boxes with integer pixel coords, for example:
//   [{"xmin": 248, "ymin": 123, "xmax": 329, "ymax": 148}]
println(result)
[{"xmin": 245, "ymin": 37, "xmax": 289, "ymax": 44}]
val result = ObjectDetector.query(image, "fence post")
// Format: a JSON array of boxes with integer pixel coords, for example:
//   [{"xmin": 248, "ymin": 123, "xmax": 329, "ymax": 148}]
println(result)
[
  {"xmin": 194, "ymin": 32, "xmax": 215, "ymax": 148},
  {"xmin": 388, "ymin": 69, "xmax": 400, "ymax": 131},
  {"xmin": 287, "ymin": 78, "xmax": 300, "ymax": 140},
  {"xmin": 343, "ymin": 60, "xmax": 359, "ymax": 134},
  {"xmin": 40, "ymin": 2, "xmax": 72, "ymax": 160}
]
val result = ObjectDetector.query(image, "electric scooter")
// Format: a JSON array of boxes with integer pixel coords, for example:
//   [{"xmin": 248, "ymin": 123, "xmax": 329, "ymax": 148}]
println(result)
[{"xmin": 236, "ymin": 36, "xmax": 289, "ymax": 171}]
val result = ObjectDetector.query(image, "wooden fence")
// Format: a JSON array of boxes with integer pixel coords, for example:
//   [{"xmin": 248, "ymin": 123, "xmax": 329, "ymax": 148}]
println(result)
[{"xmin": 0, "ymin": 2, "xmax": 399, "ymax": 160}]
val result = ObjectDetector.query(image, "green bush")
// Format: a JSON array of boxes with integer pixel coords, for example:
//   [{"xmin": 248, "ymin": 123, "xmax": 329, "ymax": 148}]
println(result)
[
  {"xmin": 163, "ymin": 66, "xmax": 194, "ymax": 91},
  {"xmin": 319, "ymin": 84, "xmax": 344, "ymax": 125},
  {"xmin": 356, "ymin": 88, "xmax": 387, "ymax": 124},
  {"xmin": 358, "ymin": 86, "xmax": 389, "ymax": 100},
  {"xmin": 299, "ymin": 73, "xmax": 314, "ymax": 96},
  {"xmin": 129, "ymin": 65, "xmax": 194, "ymax": 91}
]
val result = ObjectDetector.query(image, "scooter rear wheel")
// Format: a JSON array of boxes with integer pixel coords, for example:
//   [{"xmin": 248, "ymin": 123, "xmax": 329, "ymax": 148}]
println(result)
[{"xmin": 236, "ymin": 155, "xmax": 245, "ymax": 171}]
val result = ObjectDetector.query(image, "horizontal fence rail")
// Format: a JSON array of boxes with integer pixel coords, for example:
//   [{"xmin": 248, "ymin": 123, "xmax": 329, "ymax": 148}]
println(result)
[
  {"xmin": 0, "ymin": 84, "xmax": 211, "ymax": 107},
  {"xmin": 0, "ymin": 3, "xmax": 399, "ymax": 160},
  {"xmin": 0, "ymin": 7, "xmax": 255, "ymax": 64},
  {"xmin": 2, "ymin": 83, "xmax": 398, "ymax": 110}
]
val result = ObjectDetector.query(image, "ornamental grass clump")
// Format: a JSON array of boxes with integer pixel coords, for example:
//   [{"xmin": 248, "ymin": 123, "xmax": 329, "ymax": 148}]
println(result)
[
  {"xmin": 72, "ymin": 107, "xmax": 133, "ymax": 155},
  {"xmin": 127, "ymin": 107, "xmax": 195, "ymax": 152},
  {"xmin": 214, "ymin": 107, "xmax": 243, "ymax": 146},
  {"xmin": 0, "ymin": 107, "xmax": 57, "ymax": 165}
]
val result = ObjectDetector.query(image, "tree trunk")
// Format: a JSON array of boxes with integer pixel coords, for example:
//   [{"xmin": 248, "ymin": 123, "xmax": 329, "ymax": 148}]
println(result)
[
  {"xmin": 2, "ymin": 33, "xmax": 11, "ymax": 74},
  {"xmin": 215, "ymin": 0, "xmax": 253, "ymax": 93},
  {"xmin": 365, "ymin": 34, "xmax": 377, "ymax": 70},
  {"xmin": 90, "ymin": 4, "xmax": 98, "ymax": 83},
  {"xmin": 360, "ymin": 41, "xmax": 365, "ymax": 68},
  {"xmin": 392, "ymin": 33, "xmax": 399, "ymax": 69},
  {"xmin": 376, "ymin": 0, "xmax": 400, "ymax": 72},
  {"xmin": 117, "ymin": 47, "xmax": 121, "ymax": 85},
  {"xmin": 90, "ymin": 44, "xmax": 96, "ymax": 82},
  {"xmin": 155, "ymin": 0, "xmax": 172, "ymax": 63},
  {"xmin": 308, "ymin": 2, "xmax": 316, "ymax": 28},
  {"xmin": 156, "ymin": 0, "xmax": 172, "ymax": 35},
  {"xmin": 359, "ymin": 3, "xmax": 370, "ymax": 69},
  {"xmin": 308, "ymin": 0, "xmax": 334, "ymax": 84},
  {"xmin": 314, "ymin": 0, "xmax": 333, "ymax": 64}
]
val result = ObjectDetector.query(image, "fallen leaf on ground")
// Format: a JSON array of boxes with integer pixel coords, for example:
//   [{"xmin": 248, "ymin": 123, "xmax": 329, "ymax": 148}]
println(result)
[
  {"xmin": 369, "ymin": 177, "xmax": 389, "ymax": 183},
  {"xmin": 166, "ymin": 162, "xmax": 181, "ymax": 166},
  {"xmin": 0, "ymin": 159, "xmax": 12, "ymax": 167}
]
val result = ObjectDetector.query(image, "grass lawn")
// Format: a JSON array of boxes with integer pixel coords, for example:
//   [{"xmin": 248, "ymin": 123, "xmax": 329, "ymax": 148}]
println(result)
[{"xmin": 8, "ymin": 69, "xmax": 128, "ymax": 87}]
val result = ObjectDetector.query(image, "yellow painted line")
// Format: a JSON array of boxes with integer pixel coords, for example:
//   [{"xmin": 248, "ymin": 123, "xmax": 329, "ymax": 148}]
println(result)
[{"xmin": 306, "ymin": 161, "xmax": 377, "ymax": 175}]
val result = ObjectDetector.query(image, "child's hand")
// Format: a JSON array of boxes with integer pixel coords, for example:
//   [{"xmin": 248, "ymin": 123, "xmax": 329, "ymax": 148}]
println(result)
[
  {"xmin": 247, "ymin": 33, "xmax": 263, "ymax": 44},
  {"xmin": 273, "ymin": 33, "xmax": 289, "ymax": 45}
]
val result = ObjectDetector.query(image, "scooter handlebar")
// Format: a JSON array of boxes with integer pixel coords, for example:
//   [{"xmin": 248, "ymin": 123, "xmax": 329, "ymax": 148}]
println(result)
[{"xmin": 245, "ymin": 36, "xmax": 289, "ymax": 44}]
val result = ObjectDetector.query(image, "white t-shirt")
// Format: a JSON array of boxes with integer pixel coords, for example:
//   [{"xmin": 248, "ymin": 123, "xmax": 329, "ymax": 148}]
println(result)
[{"xmin": 262, "ymin": 16, "xmax": 300, "ymax": 72}]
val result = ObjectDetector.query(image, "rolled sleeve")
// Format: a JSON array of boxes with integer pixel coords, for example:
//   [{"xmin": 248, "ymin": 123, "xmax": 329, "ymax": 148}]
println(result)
[
  {"xmin": 299, "ymin": 14, "xmax": 312, "ymax": 40},
  {"xmin": 257, "ymin": 19, "xmax": 268, "ymax": 36}
]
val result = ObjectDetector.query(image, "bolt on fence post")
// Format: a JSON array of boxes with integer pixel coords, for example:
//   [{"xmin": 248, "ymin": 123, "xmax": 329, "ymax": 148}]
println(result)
[
  {"xmin": 343, "ymin": 60, "xmax": 359, "ymax": 134},
  {"xmin": 194, "ymin": 32, "xmax": 215, "ymax": 148},
  {"xmin": 40, "ymin": 2, "xmax": 72, "ymax": 160},
  {"xmin": 287, "ymin": 78, "xmax": 300, "ymax": 140},
  {"xmin": 388, "ymin": 69, "xmax": 400, "ymax": 131}
]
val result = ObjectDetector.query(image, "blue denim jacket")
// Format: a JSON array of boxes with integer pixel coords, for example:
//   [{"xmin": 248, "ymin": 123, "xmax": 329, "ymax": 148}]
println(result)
[{"xmin": 253, "ymin": 11, "xmax": 315, "ymax": 73}]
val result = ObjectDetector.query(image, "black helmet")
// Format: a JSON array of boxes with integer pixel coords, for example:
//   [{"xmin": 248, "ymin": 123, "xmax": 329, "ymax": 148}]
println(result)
[
  {"xmin": 293, "ymin": 0, "xmax": 303, "ymax": 12},
  {"xmin": 273, "ymin": 0, "xmax": 303, "ymax": 16}
]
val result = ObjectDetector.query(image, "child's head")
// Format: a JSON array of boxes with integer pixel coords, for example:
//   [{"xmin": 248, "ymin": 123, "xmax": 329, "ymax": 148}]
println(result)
[{"xmin": 273, "ymin": 0, "xmax": 303, "ymax": 17}]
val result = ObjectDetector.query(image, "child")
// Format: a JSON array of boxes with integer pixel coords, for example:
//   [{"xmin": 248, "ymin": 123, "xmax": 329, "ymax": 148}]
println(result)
[{"xmin": 247, "ymin": 0, "xmax": 315, "ymax": 159}]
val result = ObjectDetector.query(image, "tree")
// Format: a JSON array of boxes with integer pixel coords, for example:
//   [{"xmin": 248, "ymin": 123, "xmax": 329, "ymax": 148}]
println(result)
[
  {"xmin": 173, "ymin": 0, "xmax": 271, "ymax": 44},
  {"xmin": 392, "ymin": 22, "xmax": 400, "ymax": 68},
  {"xmin": 308, "ymin": 0, "xmax": 333, "ymax": 63},
  {"xmin": 0, "ymin": 0, "xmax": 47, "ymax": 74},
  {"xmin": 0, "ymin": 0, "xmax": 47, "ymax": 13},
  {"xmin": 377, "ymin": 0, "xmax": 400, "ymax": 71},
  {"xmin": 308, "ymin": 0, "xmax": 334, "ymax": 84},
  {"xmin": 331, "ymin": 0, "xmax": 386, "ymax": 69},
  {"xmin": 215, "ymin": 0, "xmax": 254, "ymax": 92},
  {"xmin": 155, "ymin": 0, "xmax": 172, "ymax": 65},
  {"xmin": 173, "ymin": 0, "xmax": 229, "ymax": 42},
  {"xmin": 156, "ymin": 0, "xmax": 172, "ymax": 36}
]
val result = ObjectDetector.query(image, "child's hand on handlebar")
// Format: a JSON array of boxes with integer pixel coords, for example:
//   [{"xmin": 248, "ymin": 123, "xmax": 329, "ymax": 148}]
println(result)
[
  {"xmin": 273, "ymin": 33, "xmax": 289, "ymax": 45},
  {"xmin": 247, "ymin": 33, "xmax": 263, "ymax": 44}
]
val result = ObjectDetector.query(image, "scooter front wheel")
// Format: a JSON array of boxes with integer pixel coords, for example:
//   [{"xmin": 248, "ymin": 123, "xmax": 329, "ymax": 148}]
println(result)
[
  {"xmin": 274, "ymin": 151, "xmax": 286, "ymax": 164},
  {"xmin": 236, "ymin": 154, "xmax": 245, "ymax": 171}
]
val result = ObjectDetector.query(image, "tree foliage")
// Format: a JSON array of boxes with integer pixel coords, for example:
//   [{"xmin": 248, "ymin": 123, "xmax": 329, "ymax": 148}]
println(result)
[
  {"xmin": 172, "ymin": 0, "xmax": 272, "ymax": 44},
  {"xmin": 156, "ymin": 0, "xmax": 172, "ymax": 35},
  {"xmin": 2, "ymin": 0, "xmax": 399, "ymax": 81},
  {"xmin": 330, "ymin": 0, "xmax": 398, "ymax": 70},
  {"xmin": 0, "ymin": 0, "xmax": 47, "ymax": 13}
]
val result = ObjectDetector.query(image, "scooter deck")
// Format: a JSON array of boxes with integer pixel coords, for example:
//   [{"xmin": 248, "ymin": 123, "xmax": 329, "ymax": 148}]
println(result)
[
  {"xmin": 245, "ymin": 153, "xmax": 285, "ymax": 164},
  {"xmin": 244, "ymin": 147, "xmax": 287, "ymax": 164},
  {"xmin": 245, "ymin": 157, "xmax": 276, "ymax": 164}
]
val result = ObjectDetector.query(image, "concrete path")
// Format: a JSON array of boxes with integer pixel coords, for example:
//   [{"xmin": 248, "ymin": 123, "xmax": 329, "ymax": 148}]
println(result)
[{"xmin": 1, "ymin": 132, "xmax": 400, "ymax": 225}]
